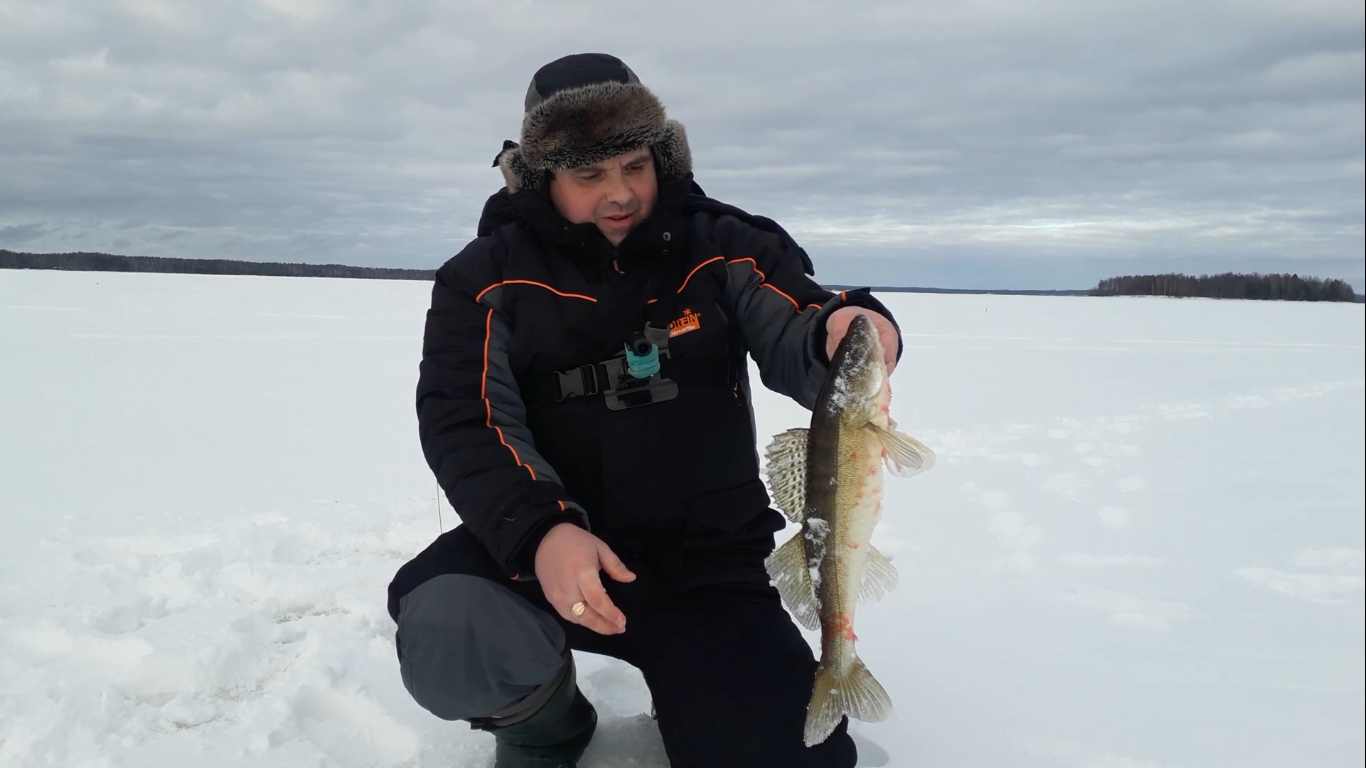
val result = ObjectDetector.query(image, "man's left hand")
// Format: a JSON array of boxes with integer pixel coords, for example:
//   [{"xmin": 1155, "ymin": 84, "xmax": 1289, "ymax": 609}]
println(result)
[{"xmin": 825, "ymin": 307, "xmax": 900, "ymax": 374}]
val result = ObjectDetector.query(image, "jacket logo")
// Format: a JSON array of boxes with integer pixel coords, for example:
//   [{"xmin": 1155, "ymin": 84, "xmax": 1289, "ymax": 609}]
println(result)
[{"xmin": 669, "ymin": 308, "xmax": 701, "ymax": 338}]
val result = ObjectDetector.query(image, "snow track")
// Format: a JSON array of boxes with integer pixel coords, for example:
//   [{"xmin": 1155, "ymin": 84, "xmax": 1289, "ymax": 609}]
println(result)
[{"xmin": 0, "ymin": 507, "xmax": 672, "ymax": 767}]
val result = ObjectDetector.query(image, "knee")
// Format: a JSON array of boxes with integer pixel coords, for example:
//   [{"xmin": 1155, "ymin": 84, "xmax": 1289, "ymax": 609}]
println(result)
[{"xmin": 395, "ymin": 573, "xmax": 567, "ymax": 721}]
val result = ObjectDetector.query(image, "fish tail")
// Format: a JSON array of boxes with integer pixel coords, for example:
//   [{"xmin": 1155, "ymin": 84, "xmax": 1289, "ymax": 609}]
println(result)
[{"xmin": 803, "ymin": 655, "xmax": 893, "ymax": 747}]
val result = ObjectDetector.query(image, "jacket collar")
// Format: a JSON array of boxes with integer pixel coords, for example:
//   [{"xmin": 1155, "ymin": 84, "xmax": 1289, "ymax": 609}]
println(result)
[{"xmin": 477, "ymin": 175, "xmax": 702, "ymax": 272}]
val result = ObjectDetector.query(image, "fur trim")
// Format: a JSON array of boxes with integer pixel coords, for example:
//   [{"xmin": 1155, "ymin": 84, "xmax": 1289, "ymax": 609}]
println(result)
[
  {"xmin": 654, "ymin": 119, "xmax": 692, "ymax": 186},
  {"xmin": 496, "ymin": 147, "xmax": 536, "ymax": 192},
  {"xmin": 496, "ymin": 80, "xmax": 692, "ymax": 193}
]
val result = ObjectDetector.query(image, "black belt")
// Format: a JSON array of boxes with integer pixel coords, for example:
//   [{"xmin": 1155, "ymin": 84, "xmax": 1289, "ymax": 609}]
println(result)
[{"xmin": 522, "ymin": 356, "xmax": 734, "ymax": 408}]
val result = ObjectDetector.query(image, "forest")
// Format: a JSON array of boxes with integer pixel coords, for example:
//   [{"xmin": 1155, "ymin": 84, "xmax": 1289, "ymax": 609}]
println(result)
[
  {"xmin": 0, "ymin": 249, "xmax": 434, "ymax": 281},
  {"xmin": 2, "ymin": 250, "xmax": 1361, "ymax": 302},
  {"xmin": 1094, "ymin": 272, "xmax": 1359, "ymax": 302}
]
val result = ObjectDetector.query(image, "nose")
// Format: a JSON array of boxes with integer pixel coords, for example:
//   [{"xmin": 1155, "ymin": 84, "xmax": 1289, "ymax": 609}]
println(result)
[{"xmin": 602, "ymin": 169, "xmax": 635, "ymax": 208}]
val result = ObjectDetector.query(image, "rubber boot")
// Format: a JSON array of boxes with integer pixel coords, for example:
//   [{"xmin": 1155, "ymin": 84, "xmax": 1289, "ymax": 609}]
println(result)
[{"xmin": 479, "ymin": 658, "xmax": 598, "ymax": 768}]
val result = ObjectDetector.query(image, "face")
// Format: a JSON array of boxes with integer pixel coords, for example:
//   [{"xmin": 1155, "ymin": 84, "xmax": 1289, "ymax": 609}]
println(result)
[{"xmin": 549, "ymin": 147, "xmax": 658, "ymax": 246}]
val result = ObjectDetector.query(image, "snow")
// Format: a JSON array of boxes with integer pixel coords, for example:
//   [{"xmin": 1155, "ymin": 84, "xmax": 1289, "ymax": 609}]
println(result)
[{"xmin": 1, "ymin": 269, "xmax": 1362, "ymax": 768}]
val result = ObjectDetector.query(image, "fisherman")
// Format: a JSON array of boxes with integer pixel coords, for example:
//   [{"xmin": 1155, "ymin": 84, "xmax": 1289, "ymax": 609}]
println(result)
[{"xmin": 386, "ymin": 52, "xmax": 904, "ymax": 768}]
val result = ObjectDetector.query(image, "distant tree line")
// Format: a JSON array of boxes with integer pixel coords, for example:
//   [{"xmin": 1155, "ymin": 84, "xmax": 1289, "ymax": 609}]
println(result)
[
  {"xmin": 4, "ymin": 250, "xmax": 1361, "ymax": 302},
  {"xmin": 1094, "ymin": 272, "xmax": 1359, "ymax": 302},
  {"xmin": 0, "ymin": 249, "xmax": 435, "ymax": 281},
  {"xmin": 827, "ymin": 284, "xmax": 1094, "ymax": 297}
]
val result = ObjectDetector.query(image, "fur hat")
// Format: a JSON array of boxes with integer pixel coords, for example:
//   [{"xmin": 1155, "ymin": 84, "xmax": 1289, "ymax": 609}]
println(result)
[{"xmin": 492, "ymin": 53, "xmax": 693, "ymax": 193}]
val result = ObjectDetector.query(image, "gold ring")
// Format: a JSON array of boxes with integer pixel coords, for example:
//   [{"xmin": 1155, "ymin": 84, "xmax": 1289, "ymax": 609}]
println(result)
[{"xmin": 570, "ymin": 601, "xmax": 587, "ymax": 617}]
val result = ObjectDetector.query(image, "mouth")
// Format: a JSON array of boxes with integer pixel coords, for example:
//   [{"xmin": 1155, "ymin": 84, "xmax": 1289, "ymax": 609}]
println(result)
[{"xmin": 602, "ymin": 212, "xmax": 635, "ymax": 224}]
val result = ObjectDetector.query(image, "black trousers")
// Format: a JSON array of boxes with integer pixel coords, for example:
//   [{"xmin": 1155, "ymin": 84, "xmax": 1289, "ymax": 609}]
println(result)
[{"xmin": 387, "ymin": 524, "xmax": 857, "ymax": 768}]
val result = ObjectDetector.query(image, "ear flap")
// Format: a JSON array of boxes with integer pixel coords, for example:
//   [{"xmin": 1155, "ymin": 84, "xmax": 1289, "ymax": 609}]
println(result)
[
  {"xmin": 652, "ymin": 120, "xmax": 693, "ymax": 185},
  {"xmin": 496, "ymin": 145, "xmax": 537, "ymax": 193}
]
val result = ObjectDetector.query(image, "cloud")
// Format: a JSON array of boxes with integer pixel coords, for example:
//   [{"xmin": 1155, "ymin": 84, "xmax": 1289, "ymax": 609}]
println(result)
[
  {"xmin": 0, "ymin": 0, "xmax": 1361, "ymax": 288},
  {"xmin": 0, "ymin": 222, "xmax": 51, "ymax": 247}
]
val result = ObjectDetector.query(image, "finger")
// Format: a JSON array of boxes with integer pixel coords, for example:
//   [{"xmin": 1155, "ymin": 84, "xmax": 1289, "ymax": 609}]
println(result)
[
  {"xmin": 596, "ymin": 542, "xmax": 636, "ymax": 583},
  {"xmin": 557, "ymin": 594, "xmax": 613, "ymax": 633},
  {"xmin": 543, "ymin": 581, "xmax": 593, "ymax": 624},
  {"xmin": 825, "ymin": 311, "xmax": 849, "ymax": 359},
  {"xmin": 870, "ymin": 318, "xmax": 899, "ymax": 373},
  {"xmin": 574, "ymin": 603, "xmax": 624, "ymax": 635},
  {"xmin": 544, "ymin": 586, "xmax": 580, "ymax": 623},
  {"xmin": 826, "ymin": 324, "xmax": 845, "ymax": 360},
  {"xmin": 578, "ymin": 571, "xmax": 626, "ymax": 631}
]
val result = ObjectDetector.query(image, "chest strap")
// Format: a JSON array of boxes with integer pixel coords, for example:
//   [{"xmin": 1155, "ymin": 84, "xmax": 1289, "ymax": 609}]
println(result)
[{"xmin": 522, "ymin": 355, "xmax": 735, "ymax": 410}]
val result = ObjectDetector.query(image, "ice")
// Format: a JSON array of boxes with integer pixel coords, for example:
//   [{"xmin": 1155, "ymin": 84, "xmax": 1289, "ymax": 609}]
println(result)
[{"xmin": 1, "ymin": 270, "xmax": 1362, "ymax": 767}]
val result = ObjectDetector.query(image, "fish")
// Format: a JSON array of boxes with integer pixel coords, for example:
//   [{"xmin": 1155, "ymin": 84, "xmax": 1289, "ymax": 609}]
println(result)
[{"xmin": 762, "ymin": 311, "xmax": 936, "ymax": 747}]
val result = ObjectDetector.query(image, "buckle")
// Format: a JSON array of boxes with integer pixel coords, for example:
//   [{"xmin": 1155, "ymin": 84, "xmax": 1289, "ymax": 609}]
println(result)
[{"xmin": 555, "ymin": 364, "xmax": 599, "ymax": 400}]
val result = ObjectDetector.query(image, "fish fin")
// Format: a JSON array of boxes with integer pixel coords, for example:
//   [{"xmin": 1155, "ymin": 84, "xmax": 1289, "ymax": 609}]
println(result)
[
  {"xmin": 803, "ymin": 656, "xmax": 894, "ymax": 747},
  {"xmin": 763, "ymin": 427, "xmax": 810, "ymax": 522},
  {"xmin": 764, "ymin": 533, "xmax": 821, "ymax": 632},
  {"xmin": 868, "ymin": 422, "xmax": 936, "ymax": 477},
  {"xmin": 858, "ymin": 545, "xmax": 899, "ymax": 604}
]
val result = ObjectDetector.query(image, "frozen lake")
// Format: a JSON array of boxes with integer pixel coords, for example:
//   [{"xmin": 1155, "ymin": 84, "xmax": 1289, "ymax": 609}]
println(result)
[{"xmin": 1, "ymin": 269, "xmax": 1362, "ymax": 767}]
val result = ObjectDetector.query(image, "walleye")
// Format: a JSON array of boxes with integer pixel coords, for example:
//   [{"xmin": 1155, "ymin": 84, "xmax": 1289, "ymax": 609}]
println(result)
[{"xmin": 762, "ymin": 312, "xmax": 935, "ymax": 747}]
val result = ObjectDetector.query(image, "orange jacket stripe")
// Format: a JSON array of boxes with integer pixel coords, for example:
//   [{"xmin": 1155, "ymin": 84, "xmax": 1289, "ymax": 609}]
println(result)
[
  {"xmin": 482, "ymin": 308, "xmax": 536, "ymax": 479},
  {"xmin": 762, "ymin": 283, "xmax": 800, "ymax": 310},
  {"xmin": 725, "ymin": 257, "xmax": 768, "ymax": 282},
  {"xmin": 476, "ymin": 280, "xmax": 598, "ymax": 304},
  {"xmin": 726, "ymin": 257, "xmax": 802, "ymax": 311},
  {"xmin": 677, "ymin": 255, "xmax": 726, "ymax": 294}
]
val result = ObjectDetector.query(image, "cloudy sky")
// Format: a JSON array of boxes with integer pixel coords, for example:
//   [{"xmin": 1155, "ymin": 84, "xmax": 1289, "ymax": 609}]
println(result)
[{"xmin": 1, "ymin": 0, "xmax": 1362, "ymax": 290}]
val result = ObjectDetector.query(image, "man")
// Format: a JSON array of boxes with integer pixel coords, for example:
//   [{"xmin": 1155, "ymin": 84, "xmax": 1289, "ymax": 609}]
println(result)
[{"xmin": 387, "ymin": 53, "xmax": 903, "ymax": 768}]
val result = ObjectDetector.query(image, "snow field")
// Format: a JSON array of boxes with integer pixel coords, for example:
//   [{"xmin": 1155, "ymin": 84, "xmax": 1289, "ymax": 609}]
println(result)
[{"xmin": 1, "ymin": 270, "xmax": 1361, "ymax": 767}]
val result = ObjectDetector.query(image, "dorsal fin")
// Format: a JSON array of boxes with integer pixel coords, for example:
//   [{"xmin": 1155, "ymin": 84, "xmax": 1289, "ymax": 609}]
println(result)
[{"xmin": 763, "ymin": 428, "xmax": 810, "ymax": 522}]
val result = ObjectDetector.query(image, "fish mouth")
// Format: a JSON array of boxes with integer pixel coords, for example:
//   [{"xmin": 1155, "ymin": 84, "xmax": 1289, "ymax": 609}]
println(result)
[
  {"xmin": 822, "ymin": 313, "xmax": 888, "ymax": 421},
  {"xmin": 841, "ymin": 315, "xmax": 886, "ymax": 369}
]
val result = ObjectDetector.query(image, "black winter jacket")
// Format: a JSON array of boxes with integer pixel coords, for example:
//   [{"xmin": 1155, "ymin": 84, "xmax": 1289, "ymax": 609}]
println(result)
[{"xmin": 415, "ymin": 175, "xmax": 901, "ymax": 588}]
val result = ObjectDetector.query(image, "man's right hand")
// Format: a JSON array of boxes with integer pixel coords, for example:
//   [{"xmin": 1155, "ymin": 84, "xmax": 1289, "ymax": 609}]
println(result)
[{"xmin": 534, "ymin": 522, "xmax": 636, "ymax": 635}]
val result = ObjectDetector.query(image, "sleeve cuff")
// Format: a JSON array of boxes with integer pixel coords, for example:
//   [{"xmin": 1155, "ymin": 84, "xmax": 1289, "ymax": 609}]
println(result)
[
  {"xmin": 810, "ymin": 288, "xmax": 903, "ymax": 366},
  {"xmin": 505, "ymin": 505, "xmax": 591, "ymax": 581}
]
